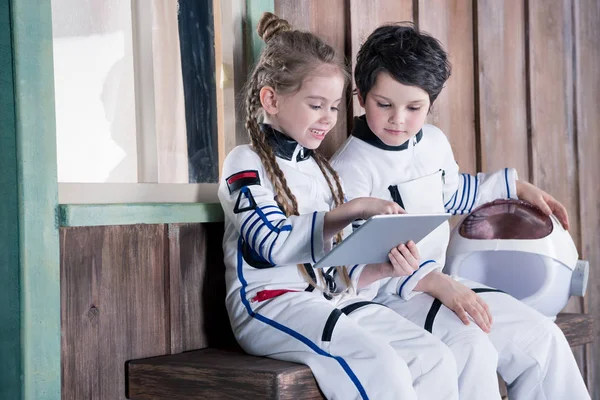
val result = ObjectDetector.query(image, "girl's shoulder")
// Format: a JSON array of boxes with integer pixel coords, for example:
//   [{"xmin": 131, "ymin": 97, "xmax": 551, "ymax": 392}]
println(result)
[{"xmin": 222, "ymin": 145, "xmax": 264, "ymax": 174}]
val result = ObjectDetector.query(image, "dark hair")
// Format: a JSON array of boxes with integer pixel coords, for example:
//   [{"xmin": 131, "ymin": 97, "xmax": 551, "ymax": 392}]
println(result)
[
  {"xmin": 354, "ymin": 23, "xmax": 451, "ymax": 104},
  {"xmin": 245, "ymin": 12, "xmax": 352, "ymax": 294}
]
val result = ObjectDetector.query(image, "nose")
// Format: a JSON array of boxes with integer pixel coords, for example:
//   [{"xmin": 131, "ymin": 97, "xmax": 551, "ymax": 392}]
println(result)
[
  {"xmin": 320, "ymin": 110, "xmax": 336, "ymax": 125},
  {"xmin": 389, "ymin": 108, "xmax": 405, "ymax": 125}
]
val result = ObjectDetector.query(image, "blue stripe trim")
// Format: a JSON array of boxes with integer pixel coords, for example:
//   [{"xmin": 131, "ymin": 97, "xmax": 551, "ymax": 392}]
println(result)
[
  {"xmin": 461, "ymin": 175, "xmax": 471, "ymax": 214},
  {"xmin": 444, "ymin": 191, "xmax": 457, "ymax": 208},
  {"xmin": 349, "ymin": 265, "xmax": 359, "ymax": 278},
  {"xmin": 252, "ymin": 210, "xmax": 286, "ymax": 250},
  {"xmin": 455, "ymin": 174, "xmax": 467, "ymax": 214},
  {"xmin": 468, "ymin": 176, "xmax": 479, "ymax": 213},
  {"xmin": 245, "ymin": 216, "xmax": 263, "ymax": 244},
  {"xmin": 398, "ymin": 260, "xmax": 436, "ymax": 296},
  {"xmin": 504, "ymin": 168, "xmax": 511, "ymax": 198},
  {"xmin": 258, "ymin": 220, "xmax": 283, "ymax": 259},
  {"xmin": 256, "ymin": 207, "xmax": 285, "ymax": 232},
  {"xmin": 241, "ymin": 213, "xmax": 260, "ymax": 241},
  {"xmin": 236, "ymin": 238, "xmax": 369, "ymax": 399},
  {"xmin": 261, "ymin": 205, "xmax": 284, "ymax": 214},
  {"xmin": 449, "ymin": 175, "xmax": 462, "ymax": 211},
  {"xmin": 310, "ymin": 211, "xmax": 317, "ymax": 263}
]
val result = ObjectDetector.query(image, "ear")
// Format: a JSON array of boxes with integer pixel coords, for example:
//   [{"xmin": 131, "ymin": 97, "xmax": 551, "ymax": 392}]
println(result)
[
  {"xmin": 357, "ymin": 90, "xmax": 366, "ymax": 108},
  {"xmin": 260, "ymin": 86, "xmax": 279, "ymax": 116}
]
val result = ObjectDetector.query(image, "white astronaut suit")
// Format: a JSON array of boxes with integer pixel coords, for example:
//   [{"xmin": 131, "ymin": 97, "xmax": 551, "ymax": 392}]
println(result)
[
  {"xmin": 218, "ymin": 124, "xmax": 459, "ymax": 400},
  {"xmin": 331, "ymin": 116, "xmax": 589, "ymax": 400}
]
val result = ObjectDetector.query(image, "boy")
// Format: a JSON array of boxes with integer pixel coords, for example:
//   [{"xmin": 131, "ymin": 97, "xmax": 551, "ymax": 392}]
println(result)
[{"xmin": 331, "ymin": 24, "xmax": 589, "ymax": 400}]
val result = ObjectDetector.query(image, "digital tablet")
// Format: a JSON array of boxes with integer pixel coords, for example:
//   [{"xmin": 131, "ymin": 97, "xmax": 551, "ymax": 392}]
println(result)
[{"xmin": 313, "ymin": 213, "xmax": 451, "ymax": 268}]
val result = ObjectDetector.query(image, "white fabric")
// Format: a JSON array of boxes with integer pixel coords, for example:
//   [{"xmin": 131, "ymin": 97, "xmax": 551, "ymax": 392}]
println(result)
[
  {"xmin": 219, "ymin": 143, "xmax": 460, "ymax": 399},
  {"xmin": 331, "ymin": 122, "xmax": 590, "ymax": 400}
]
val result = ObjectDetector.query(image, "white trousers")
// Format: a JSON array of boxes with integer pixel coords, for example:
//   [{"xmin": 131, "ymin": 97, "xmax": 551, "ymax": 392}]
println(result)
[
  {"xmin": 229, "ymin": 290, "xmax": 459, "ymax": 400},
  {"xmin": 377, "ymin": 278, "xmax": 590, "ymax": 400}
]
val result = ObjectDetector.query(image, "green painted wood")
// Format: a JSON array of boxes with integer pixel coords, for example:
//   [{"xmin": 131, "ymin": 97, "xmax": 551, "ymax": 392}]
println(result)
[
  {"xmin": 246, "ymin": 0, "xmax": 274, "ymax": 65},
  {"xmin": 59, "ymin": 203, "xmax": 225, "ymax": 227},
  {"xmin": 11, "ymin": 0, "xmax": 61, "ymax": 398},
  {"xmin": 0, "ymin": 0, "xmax": 22, "ymax": 398}
]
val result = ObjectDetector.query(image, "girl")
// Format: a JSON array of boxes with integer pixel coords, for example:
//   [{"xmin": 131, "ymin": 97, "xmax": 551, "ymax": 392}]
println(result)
[{"xmin": 218, "ymin": 12, "xmax": 459, "ymax": 400}]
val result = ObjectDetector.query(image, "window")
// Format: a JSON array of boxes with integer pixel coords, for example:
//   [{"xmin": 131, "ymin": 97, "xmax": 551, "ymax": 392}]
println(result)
[{"xmin": 51, "ymin": 0, "xmax": 247, "ymax": 203}]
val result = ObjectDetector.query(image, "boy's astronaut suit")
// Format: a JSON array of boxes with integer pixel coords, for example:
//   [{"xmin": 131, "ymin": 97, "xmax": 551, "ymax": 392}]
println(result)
[
  {"xmin": 331, "ymin": 116, "xmax": 589, "ymax": 400},
  {"xmin": 218, "ymin": 125, "xmax": 459, "ymax": 400}
]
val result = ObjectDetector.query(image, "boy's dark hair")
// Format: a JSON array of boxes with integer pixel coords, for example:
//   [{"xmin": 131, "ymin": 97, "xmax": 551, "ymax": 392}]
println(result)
[{"xmin": 354, "ymin": 23, "xmax": 451, "ymax": 104}]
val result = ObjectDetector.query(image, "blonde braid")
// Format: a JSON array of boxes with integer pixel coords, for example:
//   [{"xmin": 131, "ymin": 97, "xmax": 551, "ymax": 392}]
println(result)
[
  {"xmin": 313, "ymin": 152, "xmax": 354, "ymax": 294},
  {"xmin": 244, "ymin": 75, "xmax": 326, "ymax": 293}
]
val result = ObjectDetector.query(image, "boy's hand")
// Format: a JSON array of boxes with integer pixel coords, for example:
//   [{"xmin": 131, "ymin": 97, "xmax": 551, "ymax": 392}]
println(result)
[
  {"xmin": 516, "ymin": 180, "xmax": 570, "ymax": 230},
  {"xmin": 420, "ymin": 272, "xmax": 492, "ymax": 333},
  {"xmin": 382, "ymin": 241, "xmax": 420, "ymax": 277}
]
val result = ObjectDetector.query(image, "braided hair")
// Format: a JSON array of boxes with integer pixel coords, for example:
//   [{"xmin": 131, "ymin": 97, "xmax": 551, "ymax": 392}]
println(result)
[{"xmin": 244, "ymin": 12, "xmax": 352, "ymax": 294}]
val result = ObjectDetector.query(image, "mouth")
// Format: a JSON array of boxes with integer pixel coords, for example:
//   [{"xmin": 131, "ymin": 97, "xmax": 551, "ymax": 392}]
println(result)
[
  {"xmin": 384, "ymin": 128, "xmax": 407, "ymax": 136},
  {"xmin": 309, "ymin": 128, "xmax": 328, "ymax": 139}
]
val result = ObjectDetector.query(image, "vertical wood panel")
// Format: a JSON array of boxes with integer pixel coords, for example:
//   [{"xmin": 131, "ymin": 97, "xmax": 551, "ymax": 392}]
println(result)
[
  {"xmin": 418, "ymin": 0, "xmax": 477, "ymax": 174},
  {"xmin": 574, "ymin": 0, "xmax": 600, "ymax": 396},
  {"xmin": 151, "ymin": 0, "xmax": 189, "ymax": 183},
  {"xmin": 275, "ymin": 0, "xmax": 348, "ymax": 158},
  {"xmin": 169, "ymin": 222, "xmax": 235, "ymax": 353},
  {"xmin": 475, "ymin": 0, "xmax": 529, "ymax": 179},
  {"xmin": 61, "ymin": 225, "xmax": 169, "ymax": 400},
  {"xmin": 348, "ymin": 0, "xmax": 414, "ymax": 117},
  {"xmin": 528, "ymin": 0, "xmax": 585, "ymax": 372}
]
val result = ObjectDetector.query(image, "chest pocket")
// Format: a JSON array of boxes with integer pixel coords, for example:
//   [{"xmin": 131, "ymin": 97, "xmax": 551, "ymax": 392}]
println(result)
[{"xmin": 389, "ymin": 170, "xmax": 445, "ymax": 214}]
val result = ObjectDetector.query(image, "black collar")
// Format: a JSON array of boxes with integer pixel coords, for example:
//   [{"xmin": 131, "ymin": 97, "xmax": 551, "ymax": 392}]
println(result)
[
  {"xmin": 260, "ymin": 124, "xmax": 313, "ymax": 161},
  {"xmin": 351, "ymin": 115, "xmax": 423, "ymax": 151}
]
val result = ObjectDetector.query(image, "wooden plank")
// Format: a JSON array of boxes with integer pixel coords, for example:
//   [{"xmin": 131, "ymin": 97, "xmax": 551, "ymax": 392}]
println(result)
[
  {"xmin": 348, "ymin": 0, "xmax": 414, "ymax": 117},
  {"xmin": 61, "ymin": 225, "xmax": 170, "ymax": 400},
  {"xmin": 151, "ymin": 0, "xmax": 189, "ymax": 183},
  {"xmin": 127, "ymin": 348, "xmax": 324, "ymax": 400},
  {"xmin": 169, "ymin": 223, "xmax": 236, "ymax": 353},
  {"xmin": 555, "ymin": 313, "xmax": 594, "ymax": 348},
  {"xmin": 0, "ymin": 0, "xmax": 20, "ymax": 397},
  {"xmin": 10, "ymin": 0, "xmax": 61, "ymax": 398},
  {"xmin": 574, "ymin": 0, "xmax": 600, "ymax": 394},
  {"xmin": 527, "ymin": 0, "xmax": 586, "ymax": 373},
  {"xmin": 475, "ymin": 0, "xmax": 529, "ymax": 179},
  {"xmin": 59, "ymin": 203, "xmax": 224, "ymax": 227},
  {"xmin": 275, "ymin": 0, "xmax": 349, "ymax": 158},
  {"xmin": 418, "ymin": 0, "xmax": 477, "ymax": 174},
  {"xmin": 169, "ymin": 223, "xmax": 238, "ymax": 353}
]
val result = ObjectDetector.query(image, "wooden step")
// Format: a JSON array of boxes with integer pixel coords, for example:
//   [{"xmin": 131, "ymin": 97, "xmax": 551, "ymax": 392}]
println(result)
[
  {"xmin": 126, "ymin": 313, "xmax": 592, "ymax": 400},
  {"xmin": 126, "ymin": 348, "xmax": 324, "ymax": 400}
]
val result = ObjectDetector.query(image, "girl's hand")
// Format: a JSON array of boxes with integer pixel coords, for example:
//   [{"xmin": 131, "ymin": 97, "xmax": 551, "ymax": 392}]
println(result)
[
  {"xmin": 421, "ymin": 272, "xmax": 493, "ymax": 333},
  {"xmin": 516, "ymin": 180, "xmax": 570, "ymax": 230},
  {"xmin": 351, "ymin": 197, "xmax": 405, "ymax": 220},
  {"xmin": 380, "ymin": 241, "xmax": 420, "ymax": 277}
]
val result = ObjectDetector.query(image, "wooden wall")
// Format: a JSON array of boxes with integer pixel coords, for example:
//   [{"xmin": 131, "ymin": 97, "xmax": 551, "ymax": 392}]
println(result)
[
  {"xmin": 276, "ymin": 0, "xmax": 600, "ymax": 395},
  {"xmin": 60, "ymin": 223, "xmax": 234, "ymax": 400}
]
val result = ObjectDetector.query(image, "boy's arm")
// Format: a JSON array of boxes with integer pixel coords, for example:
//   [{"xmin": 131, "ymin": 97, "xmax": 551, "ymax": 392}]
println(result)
[{"xmin": 440, "ymin": 135, "xmax": 518, "ymax": 215}]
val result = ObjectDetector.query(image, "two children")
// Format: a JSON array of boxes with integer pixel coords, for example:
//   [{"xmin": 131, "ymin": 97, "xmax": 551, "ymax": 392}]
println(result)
[
  {"xmin": 218, "ymin": 12, "xmax": 589, "ymax": 400},
  {"xmin": 218, "ymin": 13, "xmax": 458, "ymax": 400}
]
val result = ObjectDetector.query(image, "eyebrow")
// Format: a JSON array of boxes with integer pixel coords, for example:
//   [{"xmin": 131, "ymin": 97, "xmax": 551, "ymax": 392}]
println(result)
[
  {"xmin": 306, "ymin": 95, "xmax": 343, "ymax": 102},
  {"xmin": 372, "ymin": 94, "xmax": 427, "ymax": 104}
]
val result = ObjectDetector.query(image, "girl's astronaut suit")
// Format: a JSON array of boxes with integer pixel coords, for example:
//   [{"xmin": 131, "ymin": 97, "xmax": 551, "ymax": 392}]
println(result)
[
  {"xmin": 218, "ymin": 125, "xmax": 459, "ymax": 400},
  {"xmin": 330, "ymin": 116, "xmax": 589, "ymax": 400}
]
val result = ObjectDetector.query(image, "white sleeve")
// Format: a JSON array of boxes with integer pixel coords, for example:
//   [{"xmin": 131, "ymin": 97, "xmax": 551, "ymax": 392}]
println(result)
[
  {"xmin": 218, "ymin": 147, "xmax": 332, "ymax": 266},
  {"xmin": 440, "ymin": 136, "xmax": 518, "ymax": 215},
  {"xmin": 377, "ymin": 260, "xmax": 443, "ymax": 300}
]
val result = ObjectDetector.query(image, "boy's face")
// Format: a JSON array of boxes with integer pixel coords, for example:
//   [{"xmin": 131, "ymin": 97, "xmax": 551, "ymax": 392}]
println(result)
[{"xmin": 359, "ymin": 72, "xmax": 430, "ymax": 147}]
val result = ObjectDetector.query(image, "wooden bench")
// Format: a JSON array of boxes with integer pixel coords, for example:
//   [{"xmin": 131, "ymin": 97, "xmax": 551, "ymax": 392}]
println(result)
[{"xmin": 126, "ymin": 312, "xmax": 593, "ymax": 400}]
